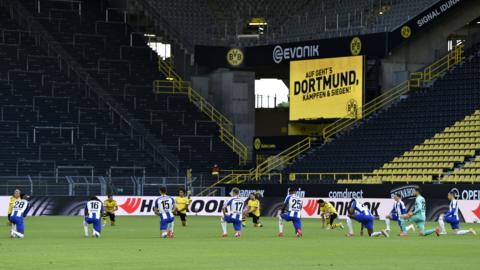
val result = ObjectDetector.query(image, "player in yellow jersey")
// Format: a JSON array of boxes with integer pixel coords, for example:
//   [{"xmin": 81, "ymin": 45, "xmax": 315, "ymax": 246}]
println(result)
[
  {"xmin": 7, "ymin": 189, "xmax": 21, "ymax": 225},
  {"xmin": 103, "ymin": 195, "xmax": 118, "ymax": 226},
  {"xmin": 318, "ymin": 199, "xmax": 343, "ymax": 230},
  {"xmin": 244, "ymin": 193, "xmax": 263, "ymax": 227},
  {"xmin": 175, "ymin": 188, "xmax": 190, "ymax": 226}
]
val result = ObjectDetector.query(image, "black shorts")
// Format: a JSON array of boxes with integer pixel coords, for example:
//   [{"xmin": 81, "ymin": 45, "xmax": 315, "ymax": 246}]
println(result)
[
  {"xmin": 177, "ymin": 212, "xmax": 187, "ymax": 221},
  {"xmin": 248, "ymin": 213, "xmax": 260, "ymax": 224},
  {"xmin": 329, "ymin": 213, "xmax": 338, "ymax": 225},
  {"xmin": 7, "ymin": 213, "xmax": 11, "ymax": 222},
  {"xmin": 105, "ymin": 212, "xmax": 115, "ymax": 222}
]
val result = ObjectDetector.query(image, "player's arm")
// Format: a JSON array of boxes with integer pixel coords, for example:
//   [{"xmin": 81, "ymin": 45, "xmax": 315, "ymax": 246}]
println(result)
[
  {"xmin": 321, "ymin": 211, "xmax": 326, "ymax": 228},
  {"xmin": 247, "ymin": 202, "xmax": 257, "ymax": 214},
  {"xmin": 153, "ymin": 200, "xmax": 160, "ymax": 216},
  {"xmin": 114, "ymin": 201, "xmax": 118, "ymax": 212},
  {"xmin": 389, "ymin": 206, "xmax": 396, "ymax": 217},
  {"xmin": 444, "ymin": 204, "xmax": 456, "ymax": 218},
  {"xmin": 22, "ymin": 203, "xmax": 30, "ymax": 218},
  {"xmin": 412, "ymin": 200, "xmax": 422, "ymax": 215},
  {"xmin": 223, "ymin": 199, "xmax": 232, "ymax": 215},
  {"xmin": 172, "ymin": 198, "xmax": 178, "ymax": 212},
  {"xmin": 360, "ymin": 223, "xmax": 364, "ymax": 236},
  {"xmin": 280, "ymin": 196, "xmax": 290, "ymax": 214}
]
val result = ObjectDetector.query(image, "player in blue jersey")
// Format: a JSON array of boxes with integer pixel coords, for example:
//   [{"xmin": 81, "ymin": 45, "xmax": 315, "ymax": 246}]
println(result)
[
  {"xmin": 437, "ymin": 191, "xmax": 476, "ymax": 236},
  {"xmin": 83, "ymin": 197, "xmax": 104, "ymax": 238},
  {"xmin": 277, "ymin": 188, "xmax": 303, "ymax": 237},
  {"xmin": 221, "ymin": 187, "xmax": 244, "ymax": 238},
  {"xmin": 384, "ymin": 193, "xmax": 411, "ymax": 236},
  {"xmin": 345, "ymin": 199, "xmax": 389, "ymax": 237},
  {"xmin": 9, "ymin": 193, "xmax": 29, "ymax": 238},
  {"xmin": 153, "ymin": 187, "xmax": 177, "ymax": 238},
  {"xmin": 402, "ymin": 187, "xmax": 440, "ymax": 236}
]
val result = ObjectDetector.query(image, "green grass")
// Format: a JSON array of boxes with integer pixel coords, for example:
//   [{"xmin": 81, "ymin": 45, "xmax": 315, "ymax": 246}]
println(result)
[{"xmin": 0, "ymin": 216, "xmax": 479, "ymax": 270}]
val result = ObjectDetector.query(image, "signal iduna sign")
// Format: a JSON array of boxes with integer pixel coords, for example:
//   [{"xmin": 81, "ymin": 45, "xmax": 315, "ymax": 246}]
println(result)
[{"xmin": 289, "ymin": 55, "xmax": 363, "ymax": 121}]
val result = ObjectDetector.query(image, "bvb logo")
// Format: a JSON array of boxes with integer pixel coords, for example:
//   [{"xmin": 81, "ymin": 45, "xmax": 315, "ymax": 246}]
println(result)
[
  {"xmin": 401, "ymin": 25, "xmax": 411, "ymax": 39},
  {"xmin": 350, "ymin": 37, "xmax": 362, "ymax": 56},
  {"xmin": 226, "ymin": 48, "xmax": 244, "ymax": 66},
  {"xmin": 254, "ymin": 138, "xmax": 261, "ymax": 150},
  {"xmin": 346, "ymin": 99, "xmax": 359, "ymax": 118}
]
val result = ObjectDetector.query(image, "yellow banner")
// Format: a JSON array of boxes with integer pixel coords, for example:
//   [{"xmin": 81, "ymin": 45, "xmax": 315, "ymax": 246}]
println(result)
[{"xmin": 289, "ymin": 56, "xmax": 363, "ymax": 120}]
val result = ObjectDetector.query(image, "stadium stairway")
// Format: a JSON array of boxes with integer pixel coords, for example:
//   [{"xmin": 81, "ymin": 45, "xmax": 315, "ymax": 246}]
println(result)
[
  {"xmin": 14, "ymin": 0, "xmax": 243, "ymax": 177},
  {"xmin": 287, "ymin": 45, "xmax": 480, "ymax": 183},
  {"xmin": 0, "ymin": 8, "xmax": 167, "ymax": 177}
]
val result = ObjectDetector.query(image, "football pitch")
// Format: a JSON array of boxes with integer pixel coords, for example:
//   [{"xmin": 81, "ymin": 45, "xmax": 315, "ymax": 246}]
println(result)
[{"xmin": 1, "ymin": 216, "xmax": 479, "ymax": 270}]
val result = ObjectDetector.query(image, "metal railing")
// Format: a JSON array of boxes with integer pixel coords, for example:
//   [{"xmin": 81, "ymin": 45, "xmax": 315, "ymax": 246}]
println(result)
[
  {"xmin": 153, "ymin": 58, "xmax": 249, "ymax": 165},
  {"xmin": 323, "ymin": 44, "xmax": 465, "ymax": 140},
  {"xmin": 287, "ymin": 172, "xmax": 438, "ymax": 184},
  {"xmin": 0, "ymin": 176, "xmax": 188, "ymax": 196},
  {"xmin": 198, "ymin": 137, "xmax": 312, "ymax": 194}
]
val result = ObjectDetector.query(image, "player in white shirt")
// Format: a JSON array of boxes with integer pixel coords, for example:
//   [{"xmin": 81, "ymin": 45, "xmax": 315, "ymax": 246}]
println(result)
[
  {"xmin": 153, "ymin": 187, "xmax": 177, "ymax": 238},
  {"xmin": 9, "ymin": 193, "xmax": 29, "ymax": 238},
  {"xmin": 345, "ymin": 199, "xmax": 388, "ymax": 237},
  {"xmin": 221, "ymin": 187, "xmax": 244, "ymax": 238},
  {"xmin": 438, "ymin": 191, "xmax": 476, "ymax": 236},
  {"xmin": 384, "ymin": 193, "xmax": 413, "ymax": 236},
  {"xmin": 83, "ymin": 197, "xmax": 104, "ymax": 238},
  {"xmin": 278, "ymin": 189, "xmax": 303, "ymax": 237}
]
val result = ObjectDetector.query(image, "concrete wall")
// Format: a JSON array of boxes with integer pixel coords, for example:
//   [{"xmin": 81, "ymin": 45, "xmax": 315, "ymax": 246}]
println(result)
[
  {"xmin": 192, "ymin": 70, "xmax": 256, "ymax": 154},
  {"xmin": 380, "ymin": 0, "xmax": 480, "ymax": 90}
]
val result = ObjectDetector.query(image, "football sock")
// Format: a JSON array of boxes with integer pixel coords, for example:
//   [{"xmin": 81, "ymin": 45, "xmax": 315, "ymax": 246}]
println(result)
[
  {"xmin": 456, "ymin": 230, "xmax": 471, "ymax": 235},
  {"xmin": 438, "ymin": 215, "xmax": 446, "ymax": 233},
  {"xmin": 169, "ymin": 221, "xmax": 175, "ymax": 233},
  {"xmin": 385, "ymin": 218, "xmax": 391, "ymax": 231},
  {"xmin": 346, "ymin": 217, "xmax": 354, "ymax": 234},
  {"xmin": 371, "ymin": 232, "xmax": 382, "ymax": 237},
  {"xmin": 83, "ymin": 221, "xmax": 89, "ymax": 237},
  {"xmin": 423, "ymin": 229, "xmax": 435, "ymax": 236},
  {"xmin": 220, "ymin": 218, "xmax": 227, "ymax": 234},
  {"xmin": 278, "ymin": 215, "xmax": 284, "ymax": 233}
]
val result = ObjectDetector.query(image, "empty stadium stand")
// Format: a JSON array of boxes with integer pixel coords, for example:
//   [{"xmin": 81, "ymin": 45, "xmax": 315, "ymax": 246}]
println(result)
[
  {"xmin": 1, "ymin": 0, "xmax": 242, "ymax": 178},
  {"xmin": 444, "ymin": 154, "xmax": 480, "ymax": 183},
  {"xmin": 0, "ymin": 7, "xmax": 166, "ymax": 177},
  {"xmin": 357, "ymin": 109, "xmax": 480, "ymax": 184},
  {"xmin": 287, "ymin": 44, "xmax": 480, "ymax": 183},
  {"xmin": 134, "ymin": 0, "xmax": 442, "ymax": 48}
]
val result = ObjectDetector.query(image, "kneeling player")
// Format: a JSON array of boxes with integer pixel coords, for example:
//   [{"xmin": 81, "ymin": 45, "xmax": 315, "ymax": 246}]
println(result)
[
  {"xmin": 221, "ymin": 187, "xmax": 244, "ymax": 238},
  {"xmin": 175, "ymin": 188, "xmax": 190, "ymax": 227},
  {"xmin": 84, "ymin": 197, "xmax": 103, "ymax": 238},
  {"xmin": 345, "ymin": 199, "xmax": 388, "ymax": 237},
  {"xmin": 438, "ymin": 191, "xmax": 476, "ymax": 236},
  {"xmin": 103, "ymin": 194, "xmax": 118, "ymax": 227},
  {"xmin": 318, "ymin": 199, "xmax": 343, "ymax": 230},
  {"xmin": 154, "ymin": 187, "xmax": 177, "ymax": 238},
  {"xmin": 10, "ymin": 193, "xmax": 29, "ymax": 238},
  {"xmin": 402, "ymin": 187, "xmax": 440, "ymax": 237},
  {"xmin": 244, "ymin": 193, "xmax": 263, "ymax": 227},
  {"xmin": 278, "ymin": 188, "xmax": 303, "ymax": 237},
  {"xmin": 384, "ymin": 193, "xmax": 410, "ymax": 236}
]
